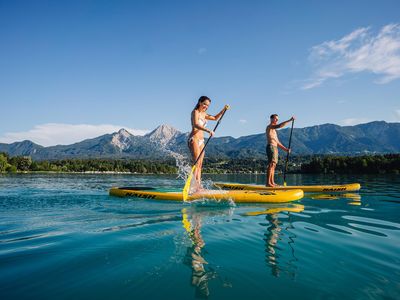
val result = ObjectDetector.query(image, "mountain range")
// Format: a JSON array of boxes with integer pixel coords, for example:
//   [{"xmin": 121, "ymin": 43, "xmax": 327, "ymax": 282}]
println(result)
[{"xmin": 0, "ymin": 121, "xmax": 399, "ymax": 160}]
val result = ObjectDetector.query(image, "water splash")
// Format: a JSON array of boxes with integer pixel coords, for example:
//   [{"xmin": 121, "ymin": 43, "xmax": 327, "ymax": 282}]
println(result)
[
  {"xmin": 156, "ymin": 140, "xmax": 222, "ymax": 198},
  {"xmin": 189, "ymin": 197, "xmax": 236, "ymax": 207},
  {"xmin": 155, "ymin": 141, "xmax": 192, "ymax": 181}
]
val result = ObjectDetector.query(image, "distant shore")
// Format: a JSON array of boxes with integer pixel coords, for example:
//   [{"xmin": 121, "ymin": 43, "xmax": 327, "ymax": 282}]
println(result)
[
  {"xmin": 0, "ymin": 170, "xmax": 268, "ymax": 175},
  {"xmin": 1, "ymin": 154, "xmax": 399, "ymax": 174}
]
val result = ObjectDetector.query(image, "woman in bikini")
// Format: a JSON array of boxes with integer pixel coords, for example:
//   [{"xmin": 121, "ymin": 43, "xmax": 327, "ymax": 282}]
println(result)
[{"xmin": 188, "ymin": 96, "xmax": 228, "ymax": 192}]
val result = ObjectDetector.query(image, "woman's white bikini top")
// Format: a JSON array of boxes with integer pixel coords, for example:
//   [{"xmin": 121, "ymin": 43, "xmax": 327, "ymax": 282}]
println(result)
[{"xmin": 199, "ymin": 117, "xmax": 207, "ymax": 127}]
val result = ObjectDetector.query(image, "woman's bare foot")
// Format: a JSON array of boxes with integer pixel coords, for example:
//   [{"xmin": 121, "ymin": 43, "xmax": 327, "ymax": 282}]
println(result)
[{"xmin": 191, "ymin": 185, "xmax": 206, "ymax": 194}]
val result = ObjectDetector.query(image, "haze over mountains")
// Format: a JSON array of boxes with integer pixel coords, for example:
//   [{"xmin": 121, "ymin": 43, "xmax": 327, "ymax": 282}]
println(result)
[{"xmin": 0, "ymin": 121, "xmax": 399, "ymax": 160}]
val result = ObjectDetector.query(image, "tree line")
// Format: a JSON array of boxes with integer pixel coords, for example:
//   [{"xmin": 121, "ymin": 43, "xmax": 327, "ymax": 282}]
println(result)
[
  {"xmin": 0, "ymin": 153, "xmax": 177, "ymax": 174},
  {"xmin": 299, "ymin": 154, "xmax": 400, "ymax": 174},
  {"xmin": 0, "ymin": 152, "xmax": 399, "ymax": 174}
]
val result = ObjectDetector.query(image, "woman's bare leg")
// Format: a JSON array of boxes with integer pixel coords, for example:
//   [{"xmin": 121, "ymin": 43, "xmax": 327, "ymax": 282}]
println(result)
[
  {"xmin": 189, "ymin": 139, "xmax": 204, "ymax": 192},
  {"xmin": 196, "ymin": 150, "xmax": 205, "ymax": 190}
]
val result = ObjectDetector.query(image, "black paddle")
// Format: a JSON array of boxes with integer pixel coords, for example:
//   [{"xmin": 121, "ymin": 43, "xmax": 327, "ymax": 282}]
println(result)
[{"xmin": 283, "ymin": 119, "xmax": 294, "ymax": 186}]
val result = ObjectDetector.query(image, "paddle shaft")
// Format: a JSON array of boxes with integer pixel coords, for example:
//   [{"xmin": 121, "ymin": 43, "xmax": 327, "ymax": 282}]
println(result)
[
  {"xmin": 193, "ymin": 108, "xmax": 228, "ymax": 166},
  {"xmin": 283, "ymin": 119, "xmax": 294, "ymax": 184}
]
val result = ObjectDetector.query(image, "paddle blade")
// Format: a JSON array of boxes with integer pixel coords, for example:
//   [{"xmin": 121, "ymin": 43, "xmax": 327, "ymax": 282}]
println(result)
[
  {"xmin": 284, "ymin": 182, "xmax": 287, "ymax": 187},
  {"xmin": 182, "ymin": 165, "xmax": 196, "ymax": 201}
]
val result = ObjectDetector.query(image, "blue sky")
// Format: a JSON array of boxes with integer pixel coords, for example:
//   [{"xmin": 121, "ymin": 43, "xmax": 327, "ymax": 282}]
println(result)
[{"xmin": 0, "ymin": 0, "xmax": 399, "ymax": 146}]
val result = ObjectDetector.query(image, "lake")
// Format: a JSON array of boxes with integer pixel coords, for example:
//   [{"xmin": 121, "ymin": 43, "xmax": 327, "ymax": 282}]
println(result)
[{"xmin": 0, "ymin": 173, "xmax": 399, "ymax": 299}]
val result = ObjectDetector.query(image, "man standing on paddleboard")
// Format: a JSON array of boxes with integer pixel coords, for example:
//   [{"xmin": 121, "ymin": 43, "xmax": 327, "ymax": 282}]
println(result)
[{"xmin": 266, "ymin": 114, "xmax": 295, "ymax": 187}]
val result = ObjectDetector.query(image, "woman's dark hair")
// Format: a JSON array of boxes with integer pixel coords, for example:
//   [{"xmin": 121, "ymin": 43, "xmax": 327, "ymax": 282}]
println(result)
[
  {"xmin": 195, "ymin": 96, "xmax": 211, "ymax": 109},
  {"xmin": 270, "ymin": 114, "xmax": 278, "ymax": 119}
]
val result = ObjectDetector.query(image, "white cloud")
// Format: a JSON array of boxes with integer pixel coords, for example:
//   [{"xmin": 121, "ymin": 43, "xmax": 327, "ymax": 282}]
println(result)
[
  {"xmin": 239, "ymin": 119, "xmax": 247, "ymax": 124},
  {"xmin": 0, "ymin": 123, "xmax": 149, "ymax": 146},
  {"xmin": 339, "ymin": 118, "xmax": 371, "ymax": 126},
  {"xmin": 198, "ymin": 48, "xmax": 207, "ymax": 55},
  {"xmin": 303, "ymin": 23, "xmax": 400, "ymax": 89},
  {"xmin": 395, "ymin": 109, "xmax": 400, "ymax": 121}
]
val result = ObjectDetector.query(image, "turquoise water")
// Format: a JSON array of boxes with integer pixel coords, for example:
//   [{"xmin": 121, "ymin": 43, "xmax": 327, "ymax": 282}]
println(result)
[{"xmin": 0, "ymin": 173, "xmax": 399, "ymax": 299}]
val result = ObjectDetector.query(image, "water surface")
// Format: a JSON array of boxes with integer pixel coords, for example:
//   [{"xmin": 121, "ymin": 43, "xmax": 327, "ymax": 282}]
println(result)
[{"xmin": 0, "ymin": 173, "xmax": 399, "ymax": 299}]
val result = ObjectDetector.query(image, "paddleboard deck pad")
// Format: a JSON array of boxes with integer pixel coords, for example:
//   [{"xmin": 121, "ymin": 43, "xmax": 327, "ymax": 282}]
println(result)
[
  {"xmin": 109, "ymin": 187, "xmax": 304, "ymax": 203},
  {"xmin": 214, "ymin": 182, "xmax": 361, "ymax": 193}
]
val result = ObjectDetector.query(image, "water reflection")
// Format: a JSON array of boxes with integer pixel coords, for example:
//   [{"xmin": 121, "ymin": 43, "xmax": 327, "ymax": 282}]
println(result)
[
  {"xmin": 241, "ymin": 204, "xmax": 305, "ymax": 278},
  {"xmin": 265, "ymin": 213, "xmax": 282, "ymax": 277},
  {"xmin": 182, "ymin": 207, "xmax": 211, "ymax": 298},
  {"xmin": 181, "ymin": 207, "xmax": 233, "ymax": 298},
  {"xmin": 244, "ymin": 204, "xmax": 305, "ymax": 216},
  {"xmin": 310, "ymin": 193, "xmax": 362, "ymax": 206},
  {"xmin": 260, "ymin": 205, "xmax": 304, "ymax": 278}
]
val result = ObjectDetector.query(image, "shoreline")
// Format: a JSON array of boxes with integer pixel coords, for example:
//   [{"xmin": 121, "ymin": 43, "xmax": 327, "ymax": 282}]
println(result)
[{"xmin": 0, "ymin": 171, "xmax": 269, "ymax": 175}]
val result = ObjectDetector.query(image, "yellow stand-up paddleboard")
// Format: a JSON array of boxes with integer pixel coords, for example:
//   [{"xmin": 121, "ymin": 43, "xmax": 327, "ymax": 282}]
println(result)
[
  {"xmin": 214, "ymin": 182, "xmax": 361, "ymax": 193},
  {"xmin": 109, "ymin": 187, "xmax": 304, "ymax": 203}
]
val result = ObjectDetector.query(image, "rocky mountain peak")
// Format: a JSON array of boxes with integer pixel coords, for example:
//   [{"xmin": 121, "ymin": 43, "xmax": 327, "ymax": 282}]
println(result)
[
  {"xmin": 146, "ymin": 124, "xmax": 181, "ymax": 145},
  {"xmin": 117, "ymin": 128, "xmax": 132, "ymax": 138},
  {"xmin": 111, "ymin": 128, "xmax": 133, "ymax": 151}
]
